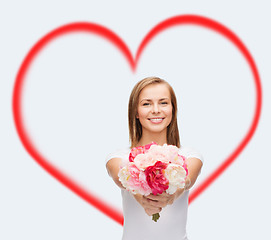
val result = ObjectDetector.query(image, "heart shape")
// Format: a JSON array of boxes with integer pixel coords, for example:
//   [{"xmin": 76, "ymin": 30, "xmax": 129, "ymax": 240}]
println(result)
[{"xmin": 12, "ymin": 15, "xmax": 262, "ymax": 226}]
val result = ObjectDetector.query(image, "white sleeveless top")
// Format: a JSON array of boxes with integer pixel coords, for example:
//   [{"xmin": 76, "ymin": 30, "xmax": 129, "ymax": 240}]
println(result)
[{"xmin": 106, "ymin": 146, "xmax": 203, "ymax": 240}]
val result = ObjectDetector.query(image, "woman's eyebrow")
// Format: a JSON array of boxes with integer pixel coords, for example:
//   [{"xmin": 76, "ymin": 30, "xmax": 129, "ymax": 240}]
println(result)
[
  {"xmin": 140, "ymin": 99, "xmax": 152, "ymax": 103},
  {"xmin": 159, "ymin": 98, "xmax": 170, "ymax": 101},
  {"xmin": 140, "ymin": 98, "xmax": 170, "ymax": 103}
]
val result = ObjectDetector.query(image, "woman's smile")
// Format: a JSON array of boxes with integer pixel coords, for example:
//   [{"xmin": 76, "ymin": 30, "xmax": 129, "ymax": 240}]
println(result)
[{"xmin": 148, "ymin": 117, "xmax": 165, "ymax": 124}]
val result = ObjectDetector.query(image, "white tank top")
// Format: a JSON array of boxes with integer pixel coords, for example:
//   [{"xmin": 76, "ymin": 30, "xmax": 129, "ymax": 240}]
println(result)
[{"xmin": 106, "ymin": 146, "xmax": 203, "ymax": 240}]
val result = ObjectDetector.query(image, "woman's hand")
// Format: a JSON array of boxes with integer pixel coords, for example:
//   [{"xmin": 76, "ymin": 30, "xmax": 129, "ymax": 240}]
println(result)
[
  {"xmin": 133, "ymin": 187, "xmax": 185, "ymax": 216},
  {"xmin": 146, "ymin": 188, "xmax": 185, "ymax": 207},
  {"xmin": 133, "ymin": 194, "xmax": 163, "ymax": 216},
  {"xmin": 143, "ymin": 176, "xmax": 191, "ymax": 208}
]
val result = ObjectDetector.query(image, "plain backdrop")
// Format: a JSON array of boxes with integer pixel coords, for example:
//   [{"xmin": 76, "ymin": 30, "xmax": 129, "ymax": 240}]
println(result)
[{"xmin": 1, "ymin": 1, "xmax": 270, "ymax": 239}]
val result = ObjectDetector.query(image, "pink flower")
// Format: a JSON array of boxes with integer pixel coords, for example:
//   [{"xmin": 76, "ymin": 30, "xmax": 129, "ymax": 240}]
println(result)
[
  {"xmin": 147, "ymin": 144, "xmax": 178, "ymax": 165},
  {"xmin": 134, "ymin": 154, "xmax": 157, "ymax": 170},
  {"xmin": 144, "ymin": 142, "xmax": 157, "ymax": 150},
  {"xmin": 145, "ymin": 161, "xmax": 169, "ymax": 195},
  {"xmin": 129, "ymin": 142, "xmax": 157, "ymax": 162},
  {"xmin": 129, "ymin": 146, "xmax": 145, "ymax": 162},
  {"xmin": 176, "ymin": 155, "xmax": 188, "ymax": 175},
  {"xmin": 121, "ymin": 163, "xmax": 152, "ymax": 195}
]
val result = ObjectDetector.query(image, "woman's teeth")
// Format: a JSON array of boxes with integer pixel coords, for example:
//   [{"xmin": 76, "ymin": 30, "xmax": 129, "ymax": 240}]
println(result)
[{"xmin": 149, "ymin": 118, "xmax": 163, "ymax": 123}]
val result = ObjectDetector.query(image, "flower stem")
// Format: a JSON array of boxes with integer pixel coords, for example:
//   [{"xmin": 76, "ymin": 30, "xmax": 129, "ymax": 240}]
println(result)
[{"xmin": 152, "ymin": 213, "xmax": 160, "ymax": 222}]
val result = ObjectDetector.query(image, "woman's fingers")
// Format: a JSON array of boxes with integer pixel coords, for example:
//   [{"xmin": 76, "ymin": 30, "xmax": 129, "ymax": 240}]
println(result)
[
  {"xmin": 143, "ymin": 195, "xmax": 167, "ymax": 208},
  {"xmin": 133, "ymin": 190, "xmax": 185, "ymax": 217},
  {"xmin": 145, "ymin": 193, "xmax": 163, "ymax": 200},
  {"xmin": 145, "ymin": 207, "xmax": 162, "ymax": 216},
  {"xmin": 132, "ymin": 194, "xmax": 162, "ymax": 216}
]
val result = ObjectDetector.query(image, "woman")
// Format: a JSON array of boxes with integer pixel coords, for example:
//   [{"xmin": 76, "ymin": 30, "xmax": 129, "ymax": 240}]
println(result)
[{"xmin": 106, "ymin": 77, "xmax": 203, "ymax": 240}]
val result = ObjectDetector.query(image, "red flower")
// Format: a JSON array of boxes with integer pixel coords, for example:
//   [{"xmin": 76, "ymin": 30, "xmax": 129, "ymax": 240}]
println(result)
[{"xmin": 145, "ymin": 161, "xmax": 169, "ymax": 195}]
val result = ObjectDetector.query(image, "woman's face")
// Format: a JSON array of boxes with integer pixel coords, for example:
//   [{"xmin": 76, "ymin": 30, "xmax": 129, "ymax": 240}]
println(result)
[{"xmin": 137, "ymin": 83, "xmax": 173, "ymax": 136}]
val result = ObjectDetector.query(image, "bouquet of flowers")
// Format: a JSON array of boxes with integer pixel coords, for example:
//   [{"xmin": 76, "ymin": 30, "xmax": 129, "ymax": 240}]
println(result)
[{"xmin": 118, "ymin": 142, "xmax": 188, "ymax": 222}]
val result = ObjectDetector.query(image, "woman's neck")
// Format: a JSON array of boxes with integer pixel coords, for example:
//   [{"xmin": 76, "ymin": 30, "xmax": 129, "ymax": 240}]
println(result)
[{"xmin": 136, "ymin": 132, "xmax": 167, "ymax": 147}]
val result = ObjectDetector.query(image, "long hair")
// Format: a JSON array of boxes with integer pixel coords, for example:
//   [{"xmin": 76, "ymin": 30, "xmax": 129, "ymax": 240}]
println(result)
[{"xmin": 128, "ymin": 76, "xmax": 180, "ymax": 148}]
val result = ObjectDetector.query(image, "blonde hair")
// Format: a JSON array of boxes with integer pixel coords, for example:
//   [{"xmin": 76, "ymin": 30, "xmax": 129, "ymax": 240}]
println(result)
[{"xmin": 128, "ymin": 77, "xmax": 180, "ymax": 148}]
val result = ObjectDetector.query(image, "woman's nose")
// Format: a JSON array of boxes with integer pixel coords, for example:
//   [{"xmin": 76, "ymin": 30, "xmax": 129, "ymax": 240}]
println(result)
[{"xmin": 152, "ymin": 103, "xmax": 160, "ymax": 113}]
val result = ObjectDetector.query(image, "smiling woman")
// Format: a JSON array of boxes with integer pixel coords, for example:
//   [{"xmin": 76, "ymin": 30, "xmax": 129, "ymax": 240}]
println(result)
[
  {"xmin": 129, "ymin": 77, "xmax": 180, "ymax": 149},
  {"xmin": 106, "ymin": 77, "xmax": 203, "ymax": 240},
  {"xmin": 136, "ymin": 83, "xmax": 173, "ymax": 144}
]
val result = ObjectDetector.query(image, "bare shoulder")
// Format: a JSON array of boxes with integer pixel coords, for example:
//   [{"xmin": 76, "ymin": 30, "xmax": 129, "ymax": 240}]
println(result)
[
  {"xmin": 106, "ymin": 157, "xmax": 122, "ymax": 169},
  {"xmin": 179, "ymin": 146, "xmax": 204, "ymax": 163},
  {"xmin": 105, "ymin": 147, "xmax": 130, "ymax": 177}
]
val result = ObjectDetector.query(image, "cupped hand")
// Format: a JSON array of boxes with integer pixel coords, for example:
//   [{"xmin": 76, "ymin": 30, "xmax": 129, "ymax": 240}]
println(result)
[
  {"xmin": 146, "ymin": 188, "xmax": 185, "ymax": 207},
  {"xmin": 133, "ymin": 194, "xmax": 162, "ymax": 216},
  {"xmin": 133, "ymin": 188, "xmax": 185, "ymax": 216}
]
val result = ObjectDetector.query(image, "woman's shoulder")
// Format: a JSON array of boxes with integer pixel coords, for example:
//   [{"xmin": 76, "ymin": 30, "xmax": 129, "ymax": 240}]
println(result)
[
  {"xmin": 179, "ymin": 145, "xmax": 204, "ymax": 163},
  {"xmin": 105, "ymin": 147, "xmax": 131, "ymax": 164}
]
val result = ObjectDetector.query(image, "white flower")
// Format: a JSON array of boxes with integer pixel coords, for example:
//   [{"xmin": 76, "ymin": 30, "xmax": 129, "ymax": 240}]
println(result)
[
  {"xmin": 118, "ymin": 166, "xmax": 130, "ymax": 189},
  {"xmin": 164, "ymin": 164, "xmax": 187, "ymax": 194}
]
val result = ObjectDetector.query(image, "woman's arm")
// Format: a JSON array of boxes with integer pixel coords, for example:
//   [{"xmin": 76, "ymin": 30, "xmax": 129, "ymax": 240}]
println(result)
[
  {"xmin": 185, "ymin": 157, "xmax": 203, "ymax": 191},
  {"xmin": 106, "ymin": 158, "xmax": 125, "ymax": 189}
]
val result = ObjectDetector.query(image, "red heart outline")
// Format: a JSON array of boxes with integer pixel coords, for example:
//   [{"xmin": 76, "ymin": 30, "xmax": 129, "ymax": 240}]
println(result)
[{"xmin": 12, "ymin": 15, "xmax": 262, "ymax": 226}]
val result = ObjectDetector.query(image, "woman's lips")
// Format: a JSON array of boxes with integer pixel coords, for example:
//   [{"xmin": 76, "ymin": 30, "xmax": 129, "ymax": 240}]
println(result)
[{"xmin": 148, "ymin": 118, "xmax": 164, "ymax": 124}]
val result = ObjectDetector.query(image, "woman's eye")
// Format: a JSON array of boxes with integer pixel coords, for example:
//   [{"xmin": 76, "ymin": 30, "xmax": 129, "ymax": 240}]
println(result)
[
  {"xmin": 143, "ymin": 103, "xmax": 150, "ymax": 106},
  {"xmin": 161, "ymin": 102, "xmax": 168, "ymax": 105}
]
